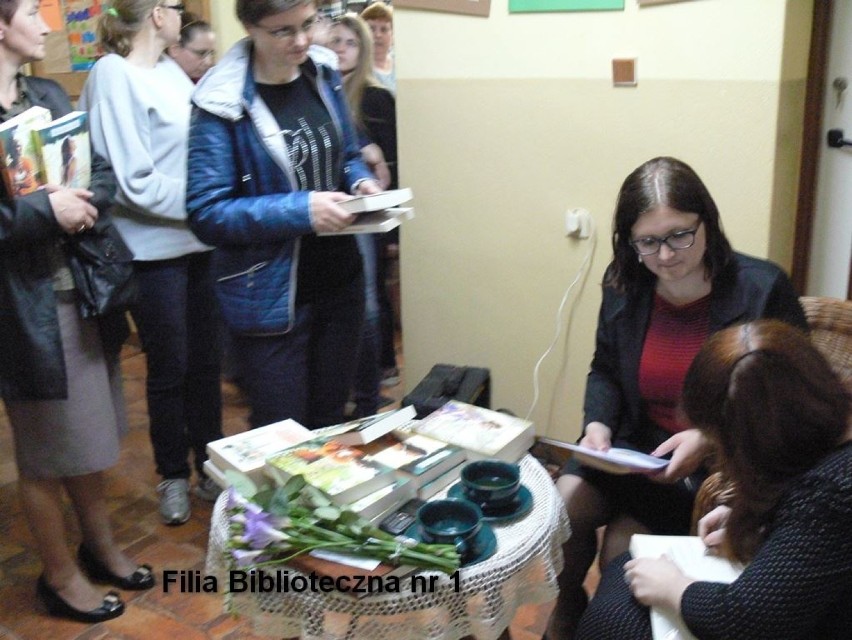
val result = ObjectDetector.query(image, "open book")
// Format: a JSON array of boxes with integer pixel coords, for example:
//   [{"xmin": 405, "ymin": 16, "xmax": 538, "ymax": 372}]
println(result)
[
  {"xmin": 537, "ymin": 437, "xmax": 669, "ymax": 474},
  {"xmin": 630, "ymin": 534, "xmax": 744, "ymax": 640}
]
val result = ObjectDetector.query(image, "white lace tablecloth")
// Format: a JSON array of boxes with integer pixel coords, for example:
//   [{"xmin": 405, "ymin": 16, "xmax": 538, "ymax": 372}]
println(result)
[{"xmin": 206, "ymin": 455, "xmax": 570, "ymax": 640}]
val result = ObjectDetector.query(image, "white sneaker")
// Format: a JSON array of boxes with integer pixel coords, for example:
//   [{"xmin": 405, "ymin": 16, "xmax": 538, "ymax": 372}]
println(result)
[{"xmin": 157, "ymin": 479, "xmax": 190, "ymax": 525}]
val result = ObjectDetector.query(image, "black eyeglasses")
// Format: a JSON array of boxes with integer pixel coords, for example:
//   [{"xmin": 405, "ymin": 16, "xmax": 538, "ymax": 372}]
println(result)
[
  {"xmin": 161, "ymin": 3, "xmax": 186, "ymax": 14},
  {"xmin": 630, "ymin": 226, "xmax": 700, "ymax": 256}
]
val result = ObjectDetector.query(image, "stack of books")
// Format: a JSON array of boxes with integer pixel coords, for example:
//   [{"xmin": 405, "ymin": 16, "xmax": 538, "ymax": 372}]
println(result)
[
  {"xmin": 317, "ymin": 187, "xmax": 414, "ymax": 236},
  {"xmin": 0, "ymin": 106, "xmax": 91, "ymax": 197},
  {"xmin": 408, "ymin": 400, "xmax": 535, "ymax": 463}
]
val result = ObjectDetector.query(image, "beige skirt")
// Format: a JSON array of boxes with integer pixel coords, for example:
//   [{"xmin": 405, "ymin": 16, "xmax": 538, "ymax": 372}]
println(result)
[{"xmin": 6, "ymin": 299, "xmax": 128, "ymax": 479}]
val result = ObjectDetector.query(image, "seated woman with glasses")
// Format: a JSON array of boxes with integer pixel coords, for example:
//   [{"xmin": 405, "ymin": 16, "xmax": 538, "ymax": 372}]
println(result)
[
  {"xmin": 166, "ymin": 11, "xmax": 216, "ymax": 83},
  {"xmin": 547, "ymin": 156, "xmax": 808, "ymax": 640}
]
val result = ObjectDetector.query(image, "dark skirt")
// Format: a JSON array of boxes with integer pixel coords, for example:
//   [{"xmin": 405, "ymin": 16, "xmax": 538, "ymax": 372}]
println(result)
[{"xmin": 5, "ymin": 299, "xmax": 127, "ymax": 478}]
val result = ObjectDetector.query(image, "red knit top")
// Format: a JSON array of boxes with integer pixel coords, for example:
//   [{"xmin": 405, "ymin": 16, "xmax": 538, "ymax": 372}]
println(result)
[{"xmin": 638, "ymin": 292, "xmax": 712, "ymax": 434}]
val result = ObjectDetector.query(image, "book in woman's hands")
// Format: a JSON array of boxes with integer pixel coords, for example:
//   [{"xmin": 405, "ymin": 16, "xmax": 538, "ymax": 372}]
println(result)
[
  {"xmin": 629, "ymin": 534, "xmax": 744, "ymax": 640},
  {"xmin": 31, "ymin": 111, "xmax": 91, "ymax": 189},
  {"xmin": 536, "ymin": 437, "xmax": 669, "ymax": 475},
  {"xmin": 338, "ymin": 187, "xmax": 413, "ymax": 214}
]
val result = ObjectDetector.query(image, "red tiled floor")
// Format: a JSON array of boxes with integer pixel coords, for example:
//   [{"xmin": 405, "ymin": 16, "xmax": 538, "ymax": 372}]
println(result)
[{"xmin": 0, "ymin": 341, "xmax": 558, "ymax": 639}]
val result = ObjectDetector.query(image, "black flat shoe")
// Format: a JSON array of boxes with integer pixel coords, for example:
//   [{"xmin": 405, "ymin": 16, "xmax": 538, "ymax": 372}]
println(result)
[
  {"xmin": 36, "ymin": 574, "xmax": 124, "ymax": 623},
  {"xmin": 78, "ymin": 544, "xmax": 155, "ymax": 591}
]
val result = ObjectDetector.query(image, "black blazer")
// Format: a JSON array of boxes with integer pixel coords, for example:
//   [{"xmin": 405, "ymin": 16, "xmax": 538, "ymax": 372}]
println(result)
[
  {"xmin": 583, "ymin": 252, "xmax": 808, "ymax": 451},
  {"xmin": 0, "ymin": 76, "xmax": 119, "ymax": 401}
]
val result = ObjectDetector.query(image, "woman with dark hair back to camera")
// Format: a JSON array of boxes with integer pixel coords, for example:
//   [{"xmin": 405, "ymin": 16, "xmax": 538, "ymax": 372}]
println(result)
[
  {"xmin": 576, "ymin": 319, "xmax": 851, "ymax": 639},
  {"xmin": 186, "ymin": 0, "xmax": 381, "ymax": 430},
  {"xmin": 0, "ymin": 0, "xmax": 153, "ymax": 622},
  {"xmin": 80, "ymin": 0, "xmax": 224, "ymax": 526},
  {"xmin": 547, "ymin": 156, "xmax": 808, "ymax": 639}
]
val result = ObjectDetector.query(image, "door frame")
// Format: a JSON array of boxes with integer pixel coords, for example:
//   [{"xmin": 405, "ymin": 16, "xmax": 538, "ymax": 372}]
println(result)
[{"xmin": 791, "ymin": 0, "xmax": 831, "ymax": 296}]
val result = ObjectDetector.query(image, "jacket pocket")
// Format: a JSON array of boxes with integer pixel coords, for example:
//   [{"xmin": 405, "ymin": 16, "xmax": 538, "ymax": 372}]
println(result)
[{"xmin": 216, "ymin": 261, "xmax": 285, "ymax": 334}]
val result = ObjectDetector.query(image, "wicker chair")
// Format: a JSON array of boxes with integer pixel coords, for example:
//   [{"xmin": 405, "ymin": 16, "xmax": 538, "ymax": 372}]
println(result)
[{"xmin": 690, "ymin": 296, "xmax": 852, "ymax": 531}]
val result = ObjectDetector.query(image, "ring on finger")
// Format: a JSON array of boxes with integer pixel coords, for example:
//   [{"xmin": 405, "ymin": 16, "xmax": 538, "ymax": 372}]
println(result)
[{"xmin": 77, "ymin": 223, "xmax": 87, "ymax": 233}]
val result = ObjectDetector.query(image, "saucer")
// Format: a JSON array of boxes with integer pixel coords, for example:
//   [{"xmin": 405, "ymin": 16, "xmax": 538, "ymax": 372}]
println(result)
[
  {"xmin": 404, "ymin": 521, "xmax": 497, "ymax": 567},
  {"xmin": 447, "ymin": 484, "xmax": 534, "ymax": 523}
]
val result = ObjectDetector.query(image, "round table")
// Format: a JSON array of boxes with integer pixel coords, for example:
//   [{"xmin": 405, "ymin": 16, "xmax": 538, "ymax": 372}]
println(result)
[{"xmin": 206, "ymin": 455, "xmax": 570, "ymax": 640}]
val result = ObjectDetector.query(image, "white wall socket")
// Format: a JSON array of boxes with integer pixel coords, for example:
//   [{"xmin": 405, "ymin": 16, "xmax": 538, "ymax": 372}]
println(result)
[{"xmin": 565, "ymin": 208, "xmax": 592, "ymax": 239}]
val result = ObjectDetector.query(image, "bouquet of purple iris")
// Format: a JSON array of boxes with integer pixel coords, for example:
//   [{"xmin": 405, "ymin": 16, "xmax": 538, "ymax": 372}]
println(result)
[{"xmin": 224, "ymin": 473, "xmax": 460, "ymax": 575}]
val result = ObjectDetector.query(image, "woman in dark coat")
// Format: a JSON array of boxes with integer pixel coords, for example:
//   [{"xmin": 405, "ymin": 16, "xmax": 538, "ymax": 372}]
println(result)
[{"xmin": 0, "ymin": 0, "xmax": 152, "ymax": 623}]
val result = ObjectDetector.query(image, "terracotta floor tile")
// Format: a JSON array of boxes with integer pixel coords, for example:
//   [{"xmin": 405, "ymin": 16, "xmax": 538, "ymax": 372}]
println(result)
[{"xmin": 0, "ymin": 337, "xmax": 565, "ymax": 639}]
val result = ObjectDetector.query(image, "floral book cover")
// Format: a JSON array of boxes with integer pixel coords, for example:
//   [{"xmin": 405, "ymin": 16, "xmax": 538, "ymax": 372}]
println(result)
[
  {"xmin": 412, "ymin": 400, "xmax": 535, "ymax": 460},
  {"xmin": 265, "ymin": 438, "xmax": 396, "ymax": 505}
]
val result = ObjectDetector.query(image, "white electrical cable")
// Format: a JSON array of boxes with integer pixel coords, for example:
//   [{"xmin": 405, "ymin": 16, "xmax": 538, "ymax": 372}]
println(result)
[{"xmin": 524, "ymin": 218, "xmax": 598, "ymax": 423}]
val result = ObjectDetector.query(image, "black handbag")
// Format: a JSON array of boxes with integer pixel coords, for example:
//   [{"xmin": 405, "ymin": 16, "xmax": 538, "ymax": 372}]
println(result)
[
  {"xmin": 402, "ymin": 364, "xmax": 491, "ymax": 419},
  {"xmin": 64, "ymin": 219, "xmax": 137, "ymax": 319}
]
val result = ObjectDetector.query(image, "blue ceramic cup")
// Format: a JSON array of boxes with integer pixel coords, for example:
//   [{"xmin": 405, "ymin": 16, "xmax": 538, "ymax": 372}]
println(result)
[
  {"xmin": 460, "ymin": 459, "xmax": 521, "ymax": 509},
  {"xmin": 417, "ymin": 498, "xmax": 482, "ymax": 561}
]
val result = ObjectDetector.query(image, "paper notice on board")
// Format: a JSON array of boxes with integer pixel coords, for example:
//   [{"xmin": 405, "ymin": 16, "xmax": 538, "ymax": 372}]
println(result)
[{"xmin": 65, "ymin": 0, "xmax": 106, "ymax": 71}]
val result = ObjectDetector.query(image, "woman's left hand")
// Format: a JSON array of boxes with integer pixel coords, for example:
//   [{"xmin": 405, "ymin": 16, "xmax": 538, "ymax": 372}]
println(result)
[
  {"xmin": 650, "ymin": 429, "xmax": 711, "ymax": 483},
  {"xmin": 624, "ymin": 556, "xmax": 694, "ymax": 610}
]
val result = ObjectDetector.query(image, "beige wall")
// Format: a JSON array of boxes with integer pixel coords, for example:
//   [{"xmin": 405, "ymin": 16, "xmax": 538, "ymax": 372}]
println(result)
[
  {"xmin": 395, "ymin": 0, "xmax": 813, "ymax": 441},
  {"xmin": 205, "ymin": 0, "xmax": 813, "ymax": 442}
]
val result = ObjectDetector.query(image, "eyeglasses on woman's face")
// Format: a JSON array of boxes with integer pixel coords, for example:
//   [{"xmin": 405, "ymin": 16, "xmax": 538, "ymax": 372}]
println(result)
[
  {"xmin": 255, "ymin": 13, "xmax": 319, "ymax": 42},
  {"xmin": 184, "ymin": 46, "xmax": 215, "ymax": 59},
  {"xmin": 161, "ymin": 3, "xmax": 186, "ymax": 14},
  {"xmin": 630, "ymin": 226, "xmax": 700, "ymax": 256}
]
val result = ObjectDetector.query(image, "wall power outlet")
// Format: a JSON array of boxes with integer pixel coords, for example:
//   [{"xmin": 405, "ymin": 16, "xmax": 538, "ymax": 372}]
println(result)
[{"xmin": 565, "ymin": 208, "xmax": 592, "ymax": 239}]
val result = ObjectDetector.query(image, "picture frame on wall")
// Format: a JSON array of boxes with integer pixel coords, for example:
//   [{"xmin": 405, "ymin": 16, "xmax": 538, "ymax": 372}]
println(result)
[
  {"xmin": 509, "ymin": 0, "xmax": 623, "ymax": 12},
  {"xmin": 394, "ymin": 0, "xmax": 491, "ymax": 18}
]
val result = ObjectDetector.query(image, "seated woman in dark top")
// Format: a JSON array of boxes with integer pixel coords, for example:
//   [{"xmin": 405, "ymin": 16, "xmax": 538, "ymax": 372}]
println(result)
[
  {"xmin": 548, "ymin": 156, "xmax": 808, "ymax": 639},
  {"xmin": 576, "ymin": 319, "xmax": 852, "ymax": 640}
]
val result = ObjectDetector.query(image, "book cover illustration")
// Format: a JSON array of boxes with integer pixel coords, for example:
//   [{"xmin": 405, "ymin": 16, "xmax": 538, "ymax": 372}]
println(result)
[
  {"xmin": 359, "ymin": 431, "xmax": 465, "ymax": 484},
  {"xmin": 206, "ymin": 419, "xmax": 312, "ymax": 477},
  {"xmin": 265, "ymin": 438, "xmax": 395, "ymax": 504},
  {"xmin": 32, "ymin": 111, "xmax": 91, "ymax": 189},
  {"xmin": 0, "ymin": 106, "xmax": 52, "ymax": 197},
  {"xmin": 412, "ymin": 400, "xmax": 535, "ymax": 460}
]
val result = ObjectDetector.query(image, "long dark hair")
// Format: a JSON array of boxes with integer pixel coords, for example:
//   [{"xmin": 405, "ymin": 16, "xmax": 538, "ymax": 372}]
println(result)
[
  {"xmin": 606, "ymin": 156, "xmax": 733, "ymax": 295},
  {"xmin": 682, "ymin": 319, "xmax": 850, "ymax": 563}
]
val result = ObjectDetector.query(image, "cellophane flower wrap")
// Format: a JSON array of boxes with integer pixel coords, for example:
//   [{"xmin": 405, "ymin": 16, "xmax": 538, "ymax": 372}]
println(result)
[{"xmin": 224, "ymin": 472, "xmax": 460, "ymax": 578}]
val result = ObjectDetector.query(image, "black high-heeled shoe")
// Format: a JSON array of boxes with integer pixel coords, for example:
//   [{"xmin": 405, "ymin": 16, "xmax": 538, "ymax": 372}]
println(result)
[
  {"xmin": 78, "ymin": 544, "xmax": 155, "ymax": 591},
  {"xmin": 36, "ymin": 574, "xmax": 124, "ymax": 623}
]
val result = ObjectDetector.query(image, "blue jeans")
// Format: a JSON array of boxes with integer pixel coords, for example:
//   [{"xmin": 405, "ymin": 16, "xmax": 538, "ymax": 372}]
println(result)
[
  {"xmin": 131, "ymin": 252, "xmax": 223, "ymax": 479},
  {"xmin": 232, "ymin": 273, "xmax": 365, "ymax": 429}
]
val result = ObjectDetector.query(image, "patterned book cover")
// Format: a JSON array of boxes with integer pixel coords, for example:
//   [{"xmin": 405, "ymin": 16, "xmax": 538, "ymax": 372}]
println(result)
[
  {"xmin": 0, "ymin": 106, "xmax": 51, "ymax": 197},
  {"xmin": 411, "ymin": 400, "xmax": 535, "ymax": 462},
  {"xmin": 31, "ymin": 111, "xmax": 91, "ymax": 188},
  {"xmin": 358, "ymin": 431, "xmax": 466, "ymax": 488},
  {"xmin": 206, "ymin": 419, "xmax": 312, "ymax": 483},
  {"xmin": 265, "ymin": 437, "xmax": 396, "ymax": 505}
]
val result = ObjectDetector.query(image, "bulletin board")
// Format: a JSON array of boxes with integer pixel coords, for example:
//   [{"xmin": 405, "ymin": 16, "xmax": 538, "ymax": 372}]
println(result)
[{"xmin": 30, "ymin": 0, "xmax": 210, "ymax": 100}]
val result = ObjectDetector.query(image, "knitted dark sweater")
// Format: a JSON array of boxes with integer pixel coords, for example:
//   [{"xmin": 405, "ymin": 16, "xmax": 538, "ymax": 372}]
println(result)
[{"xmin": 577, "ymin": 442, "xmax": 852, "ymax": 640}]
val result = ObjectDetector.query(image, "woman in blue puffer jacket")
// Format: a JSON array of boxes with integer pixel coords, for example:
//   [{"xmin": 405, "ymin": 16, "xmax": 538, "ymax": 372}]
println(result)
[{"xmin": 186, "ymin": 0, "xmax": 381, "ymax": 430}]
